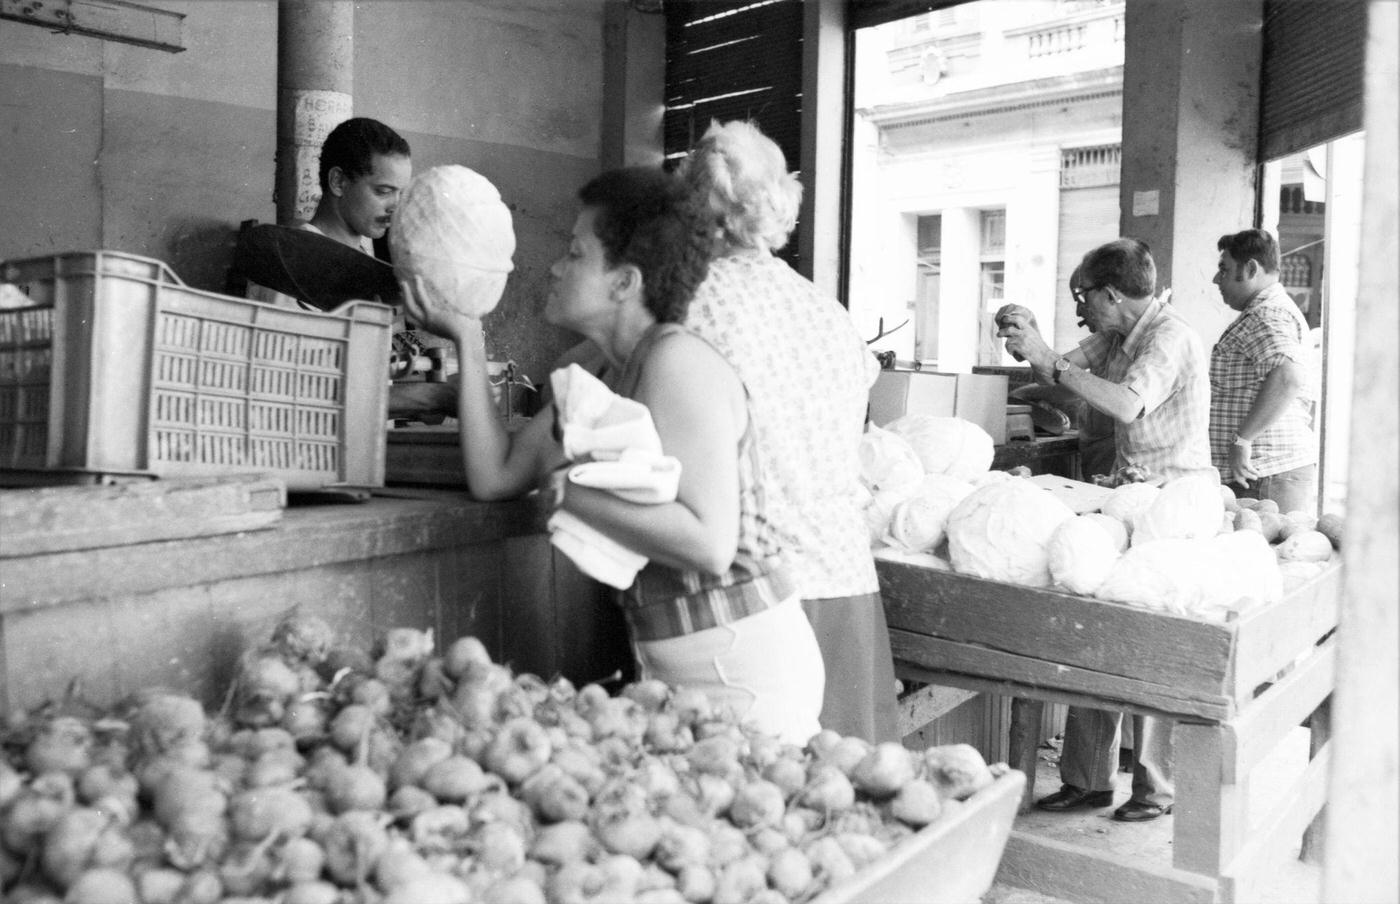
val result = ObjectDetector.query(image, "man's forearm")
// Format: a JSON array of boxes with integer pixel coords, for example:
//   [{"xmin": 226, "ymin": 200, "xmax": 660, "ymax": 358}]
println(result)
[
  {"xmin": 1057, "ymin": 363, "xmax": 1143, "ymax": 424},
  {"xmin": 1233, "ymin": 361, "xmax": 1306, "ymax": 440},
  {"xmin": 1022, "ymin": 344, "xmax": 1137, "ymax": 423}
]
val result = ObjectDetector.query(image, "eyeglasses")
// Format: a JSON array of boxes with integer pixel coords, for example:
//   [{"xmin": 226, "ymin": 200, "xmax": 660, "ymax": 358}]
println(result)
[{"xmin": 1072, "ymin": 284, "xmax": 1105, "ymax": 306}]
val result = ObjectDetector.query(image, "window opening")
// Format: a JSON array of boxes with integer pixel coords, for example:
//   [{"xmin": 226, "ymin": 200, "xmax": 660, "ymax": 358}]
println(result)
[{"xmin": 848, "ymin": 0, "xmax": 1125, "ymax": 372}]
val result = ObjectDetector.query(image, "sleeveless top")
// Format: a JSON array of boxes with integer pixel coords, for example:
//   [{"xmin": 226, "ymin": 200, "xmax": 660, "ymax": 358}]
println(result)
[{"xmin": 607, "ymin": 323, "xmax": 796, "ymax": 641}]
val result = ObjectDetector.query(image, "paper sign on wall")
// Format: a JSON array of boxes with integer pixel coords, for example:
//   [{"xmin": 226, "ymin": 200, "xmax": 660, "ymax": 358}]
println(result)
[{"xmin": 1132, "ymin": 190, "xmax": 1160, "ymax": 217}]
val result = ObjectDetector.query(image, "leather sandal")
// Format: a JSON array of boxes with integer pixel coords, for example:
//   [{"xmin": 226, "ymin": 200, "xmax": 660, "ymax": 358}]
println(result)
[
  {"xmin": 1035, "ymin": 784, "xmax": 1115, "ymax": 812},
  {"xmin": 1112, "ymin": 800, "xmax": 1173, "ymax": 822}
]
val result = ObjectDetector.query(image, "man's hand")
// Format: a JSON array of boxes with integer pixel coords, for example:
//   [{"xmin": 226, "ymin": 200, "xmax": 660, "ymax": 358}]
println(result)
[
  {"xmin": 995, "ymin": 306, "xmax": 1056, "ymax": 382},
  {"xmin": 995, "ymin": 303, "xmax": 1039, "ymax": 333},
  {"xmin": 1229, "ymin": 439, "xmax": 1259, "ymax": 488}
]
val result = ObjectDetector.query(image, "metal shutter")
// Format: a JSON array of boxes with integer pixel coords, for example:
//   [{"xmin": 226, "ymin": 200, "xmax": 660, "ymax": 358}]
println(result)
[
  {"xmin": 1259, "ymin": 0, "xmax": 1367, "ymax": 162},
  {"xmin": 1055, "ymin": 183, "xmax": 1119, "ymax": 347},
  {"xmin": 664, "ymin": 1, "xmax": 806, "ymax": 267}
]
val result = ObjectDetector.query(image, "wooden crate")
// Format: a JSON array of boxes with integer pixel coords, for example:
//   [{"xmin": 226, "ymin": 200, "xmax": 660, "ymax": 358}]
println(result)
[
  {"xmin": 877, "ymin": 560, "xmax": 1342, "ymax": 904},
  {"xmin": 880, "ymin": 561, "xmax": 1340, "ymax": 722},
  {"xmin": 816, "ymin": 769, "xmax": 1025, "ymax": 904}
]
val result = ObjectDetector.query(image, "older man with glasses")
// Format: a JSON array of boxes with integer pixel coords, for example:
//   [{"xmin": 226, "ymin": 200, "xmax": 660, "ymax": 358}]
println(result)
[{"xmin": 995, "ymin": 237, "xmax": 1215, "ymax": 823}]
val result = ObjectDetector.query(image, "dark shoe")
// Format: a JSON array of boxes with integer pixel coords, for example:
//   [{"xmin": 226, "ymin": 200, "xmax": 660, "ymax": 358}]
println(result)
[
  {"xmin": 1112, "ymin": 800, "xmax": 1173, "ymax": 822},
  {"xmin": 1035, "ymin": 784, "xmax": 1115, "ymax": 812}
]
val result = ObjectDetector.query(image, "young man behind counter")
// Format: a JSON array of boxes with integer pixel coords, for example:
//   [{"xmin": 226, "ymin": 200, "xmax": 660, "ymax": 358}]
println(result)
[
  {"xmin": 245, "ymin": 117, "xmax": 456, "ymax": 422},
  {"xmin": 247, "ymin": 116, "xmax": 411, "ymax": 308}
]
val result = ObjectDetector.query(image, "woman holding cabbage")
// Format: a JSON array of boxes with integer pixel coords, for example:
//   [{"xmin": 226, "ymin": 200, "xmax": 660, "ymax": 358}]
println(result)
[{"xmin": 395, "ymin": 164, "xmax": 825, "ymax": 745}]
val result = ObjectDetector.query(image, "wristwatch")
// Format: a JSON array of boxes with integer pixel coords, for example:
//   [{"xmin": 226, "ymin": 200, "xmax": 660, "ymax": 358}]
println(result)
[
  {"xmin": 1052, "ymin": 357, "xmax": 1071, "ymax": 383},
  {"xmin": 1232, "ymin": 434, "xmax": 1253, "ymax": 447}
]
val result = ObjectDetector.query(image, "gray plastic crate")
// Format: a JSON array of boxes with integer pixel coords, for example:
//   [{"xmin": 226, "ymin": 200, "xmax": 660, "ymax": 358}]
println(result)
[{"xmin": 0, "ymin": 250, "xmax": 392, "ymax": 490}]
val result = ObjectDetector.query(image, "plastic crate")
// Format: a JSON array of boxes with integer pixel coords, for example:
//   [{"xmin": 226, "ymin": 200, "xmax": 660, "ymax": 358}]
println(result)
[{"xmin": 0, "ymin": 250, "xmax": 392, "ymax": 490}]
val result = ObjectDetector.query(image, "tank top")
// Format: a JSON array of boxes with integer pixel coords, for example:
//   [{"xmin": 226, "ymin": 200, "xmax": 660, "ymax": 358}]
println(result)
[{"xmin": 608, "ymin": 323, "xmax": 795, "ymax": 641}]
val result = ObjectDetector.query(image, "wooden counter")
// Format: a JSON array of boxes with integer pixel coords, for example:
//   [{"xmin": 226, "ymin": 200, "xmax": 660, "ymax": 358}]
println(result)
[
  {"xmin": 879, "ymin": 559, "xmax": 1340, "ymax": 904},
  {"xmin": 0, "ymin": 483, "xmax": 630, "ymax": 716}
]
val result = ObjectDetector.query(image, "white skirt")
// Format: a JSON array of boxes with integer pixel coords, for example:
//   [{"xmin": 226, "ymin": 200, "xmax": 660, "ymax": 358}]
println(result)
[{"xmin": 632, "ymin": 595, "xmax": 825, "ymax": 745}]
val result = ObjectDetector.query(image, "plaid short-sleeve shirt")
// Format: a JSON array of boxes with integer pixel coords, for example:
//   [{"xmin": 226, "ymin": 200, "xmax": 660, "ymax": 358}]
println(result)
[
  {"xmin": 1209, "ymin": 282, "xmax": 1316, "ymax": 479},
  {"xmin": 1078, "ymin": 299, "xmax": 1215, "ymax": 480},
  {"xmin": 685, "ymin": 252, "xmax": 880, "ymax": 599}
]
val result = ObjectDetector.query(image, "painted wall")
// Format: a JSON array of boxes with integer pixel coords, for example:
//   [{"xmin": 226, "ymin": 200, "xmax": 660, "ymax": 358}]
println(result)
[{"xmin": 0, "ymin": 0, "xmax": 648, "ymax": 381}]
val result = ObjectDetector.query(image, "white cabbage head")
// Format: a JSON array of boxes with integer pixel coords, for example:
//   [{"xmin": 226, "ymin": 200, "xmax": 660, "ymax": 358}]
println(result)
[
  {"xmin": 1131, "ymin": 474, "xmax": 1226, "ymax": 546},
  {"xmin": 945, "ymin": 479, "xmax": 1077, "ymax": 586},
  {"xmin": 862, "ymin": 488, "xmax": 905, "ymax": 547},
  {"xmin": 883, "ymin": 474, "xmax": 977, "ymax": 553},
  {"xmin": 390, "ymin": 165, "xmax": 515, "ymax": 317},
  {"xmin": 885, "ymin": 415, "xmax": 994, "ymax": 482},
  {"xmin": 858, "ymin": 425, "xmax": 925, "ymax": 497},
  {"xmin": 1095, "ymin": 531, "xmax": 1282, "ymax": 620},
  {"xmin": 1047, "ymin": 515, "xmax": 1122, "ymax": 596},
  {"xmin": 1099, "ymin": 482, "xmax": 1162, "ymax": 537},
  {"xmin": 1079, "ymin": 512, "xmax": 1130, "ymax": 552}
]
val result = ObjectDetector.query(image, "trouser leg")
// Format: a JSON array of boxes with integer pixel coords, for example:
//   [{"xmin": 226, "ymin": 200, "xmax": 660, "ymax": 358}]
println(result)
[
  {"xmin": 1058, "ymin": 706, "xmax": 1121, "ymax": 792},
  {"xmin": 1129, "ymin": 714, "xmax": 1175, "ymax": 807}
]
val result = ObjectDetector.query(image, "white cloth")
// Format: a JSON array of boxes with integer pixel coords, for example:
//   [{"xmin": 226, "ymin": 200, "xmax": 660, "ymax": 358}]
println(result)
[
  {"xmin": 551, "ymin": 363, "xmax": 663, "ymax": 461},
  {"xmin": 546, "ymin": 363, "xmax": 681, "ymax": 588},
  {"xmin": 547, "ymin": 509, "xmax": 649, "ymax": 590},
  {"xmin": 566, "ymin": 449, "xmax": 682, "ymax": 504}
]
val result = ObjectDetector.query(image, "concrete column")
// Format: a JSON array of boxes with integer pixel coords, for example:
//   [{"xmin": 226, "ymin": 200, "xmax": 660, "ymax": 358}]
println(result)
[
  {"xmin": 939, "ymin": 207, "xmax": 981, "ymax": 373},
  {"xmin": 1324, "ymin": 5, "xmax": 1399, "ymax": 900},
  {"xmin": 601, "ymin": 1, "xmax": 665, "ymax": 171},
  {"xmin": 800, "ymin": 0, "xmax": 848, "ymax": 294},
  {"xmin": 276, "ymin": 0, "xmax": 354, "ymax": 226},
  {"xmin": 1120, "ymin": 0, "xmax": 1263, "ymax": 345}
]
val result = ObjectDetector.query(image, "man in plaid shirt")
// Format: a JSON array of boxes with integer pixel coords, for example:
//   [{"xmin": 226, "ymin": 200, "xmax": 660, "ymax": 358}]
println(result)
[
  {"xmin": 996, "ymin": 238, "xmax": 1212, "ymax": 824},
  {"xmin": 1209, "ymin": 229, "xmax": 1318, "ymax": 515}
]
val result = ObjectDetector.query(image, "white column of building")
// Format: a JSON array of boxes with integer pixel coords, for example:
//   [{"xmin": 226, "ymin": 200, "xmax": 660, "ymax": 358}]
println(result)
[
  {"xmin": 937, "ymin": 207, "xmax": 981, "ymax": 373},
  {"xmin": 1006, "ymin": 147, "xmax": 1063, "ymax": 353}
]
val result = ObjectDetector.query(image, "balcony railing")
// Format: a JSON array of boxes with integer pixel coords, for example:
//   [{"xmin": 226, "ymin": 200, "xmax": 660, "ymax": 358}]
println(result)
[{"xmin": 1061, "ymin": 144, "xmax": 1121, "ymax": 188}]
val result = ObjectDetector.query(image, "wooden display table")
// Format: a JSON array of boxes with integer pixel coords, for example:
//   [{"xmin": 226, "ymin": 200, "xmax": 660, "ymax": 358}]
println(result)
[{"xmin": 878, "ymin": 559, "xmax": 1340, "ymax": 904}]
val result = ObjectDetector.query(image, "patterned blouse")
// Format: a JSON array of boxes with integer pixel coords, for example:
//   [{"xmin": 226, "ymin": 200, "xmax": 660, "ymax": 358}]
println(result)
[
  {"xmin": 684, "ymin": 251, "xmax": 880, "ymax": 599},
  {"xmin": 611, "ymin": 323, "xmax": 796, "ymax": 642},
  {"xmin": 1077, "ymin": 298, "xmax": 1215, "ymax": 481},
  {"xmin": 1209, "ymin": 282, "xmax": 1316, "ymax": 479}
]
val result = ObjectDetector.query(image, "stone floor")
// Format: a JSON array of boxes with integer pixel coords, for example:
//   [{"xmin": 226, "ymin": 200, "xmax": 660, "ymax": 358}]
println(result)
[{"xmin": 980, "ymin": 726, "xmax": 1322, "ymax": 904}]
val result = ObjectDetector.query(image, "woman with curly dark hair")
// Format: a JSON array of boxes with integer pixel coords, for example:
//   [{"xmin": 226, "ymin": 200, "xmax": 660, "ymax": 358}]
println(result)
[{"xmin": 402, "ymin": 166, "xmax": 825, "ymax": 743}]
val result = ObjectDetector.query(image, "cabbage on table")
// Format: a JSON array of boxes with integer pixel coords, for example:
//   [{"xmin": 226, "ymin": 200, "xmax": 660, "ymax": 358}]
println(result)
[{"xmin": 945, "ymin": 479, "xmax": 1076, "ymax": 587}]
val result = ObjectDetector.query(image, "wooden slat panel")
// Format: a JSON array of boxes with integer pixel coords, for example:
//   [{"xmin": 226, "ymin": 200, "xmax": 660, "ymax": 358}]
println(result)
[
  {"xmin": 1173, "ymin": 722, "xmax": 1246, "ymax": 876},
  {"xmin": 879, "ymin": 561, "xmax": 1234, "ymax": 697},
  {"xmin": 1226, "ymin": 639, "xmax": 1335, "ymax": 784},
  {"xmin": 890, "ymin": 631, "xmax": 1232, "ymax": 721},
  {"xmin": 2, "ymin": 493, "xmax": 543, "ymax": 610},
  {"xmin": 996, "ymin": 830, "xmax": 1218, "ymax": 904},
  {"xmin": 0, "ymin": 0, "xmax": 185, "ymax": 53},
  {"xmin": 896, "ymin": 681, "xmax": 978, "ymax": 736},
  {"xmin": 1230, "ymin": 564, "xmax": 1341, "ymax": 701},
  {"xmin": 1220, "ymin": 742, "xmax": 1332, "ymax": 904},
  {"xmin": 893, "ymin": 661, "xmax": 1209, "ymax": 722}
]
